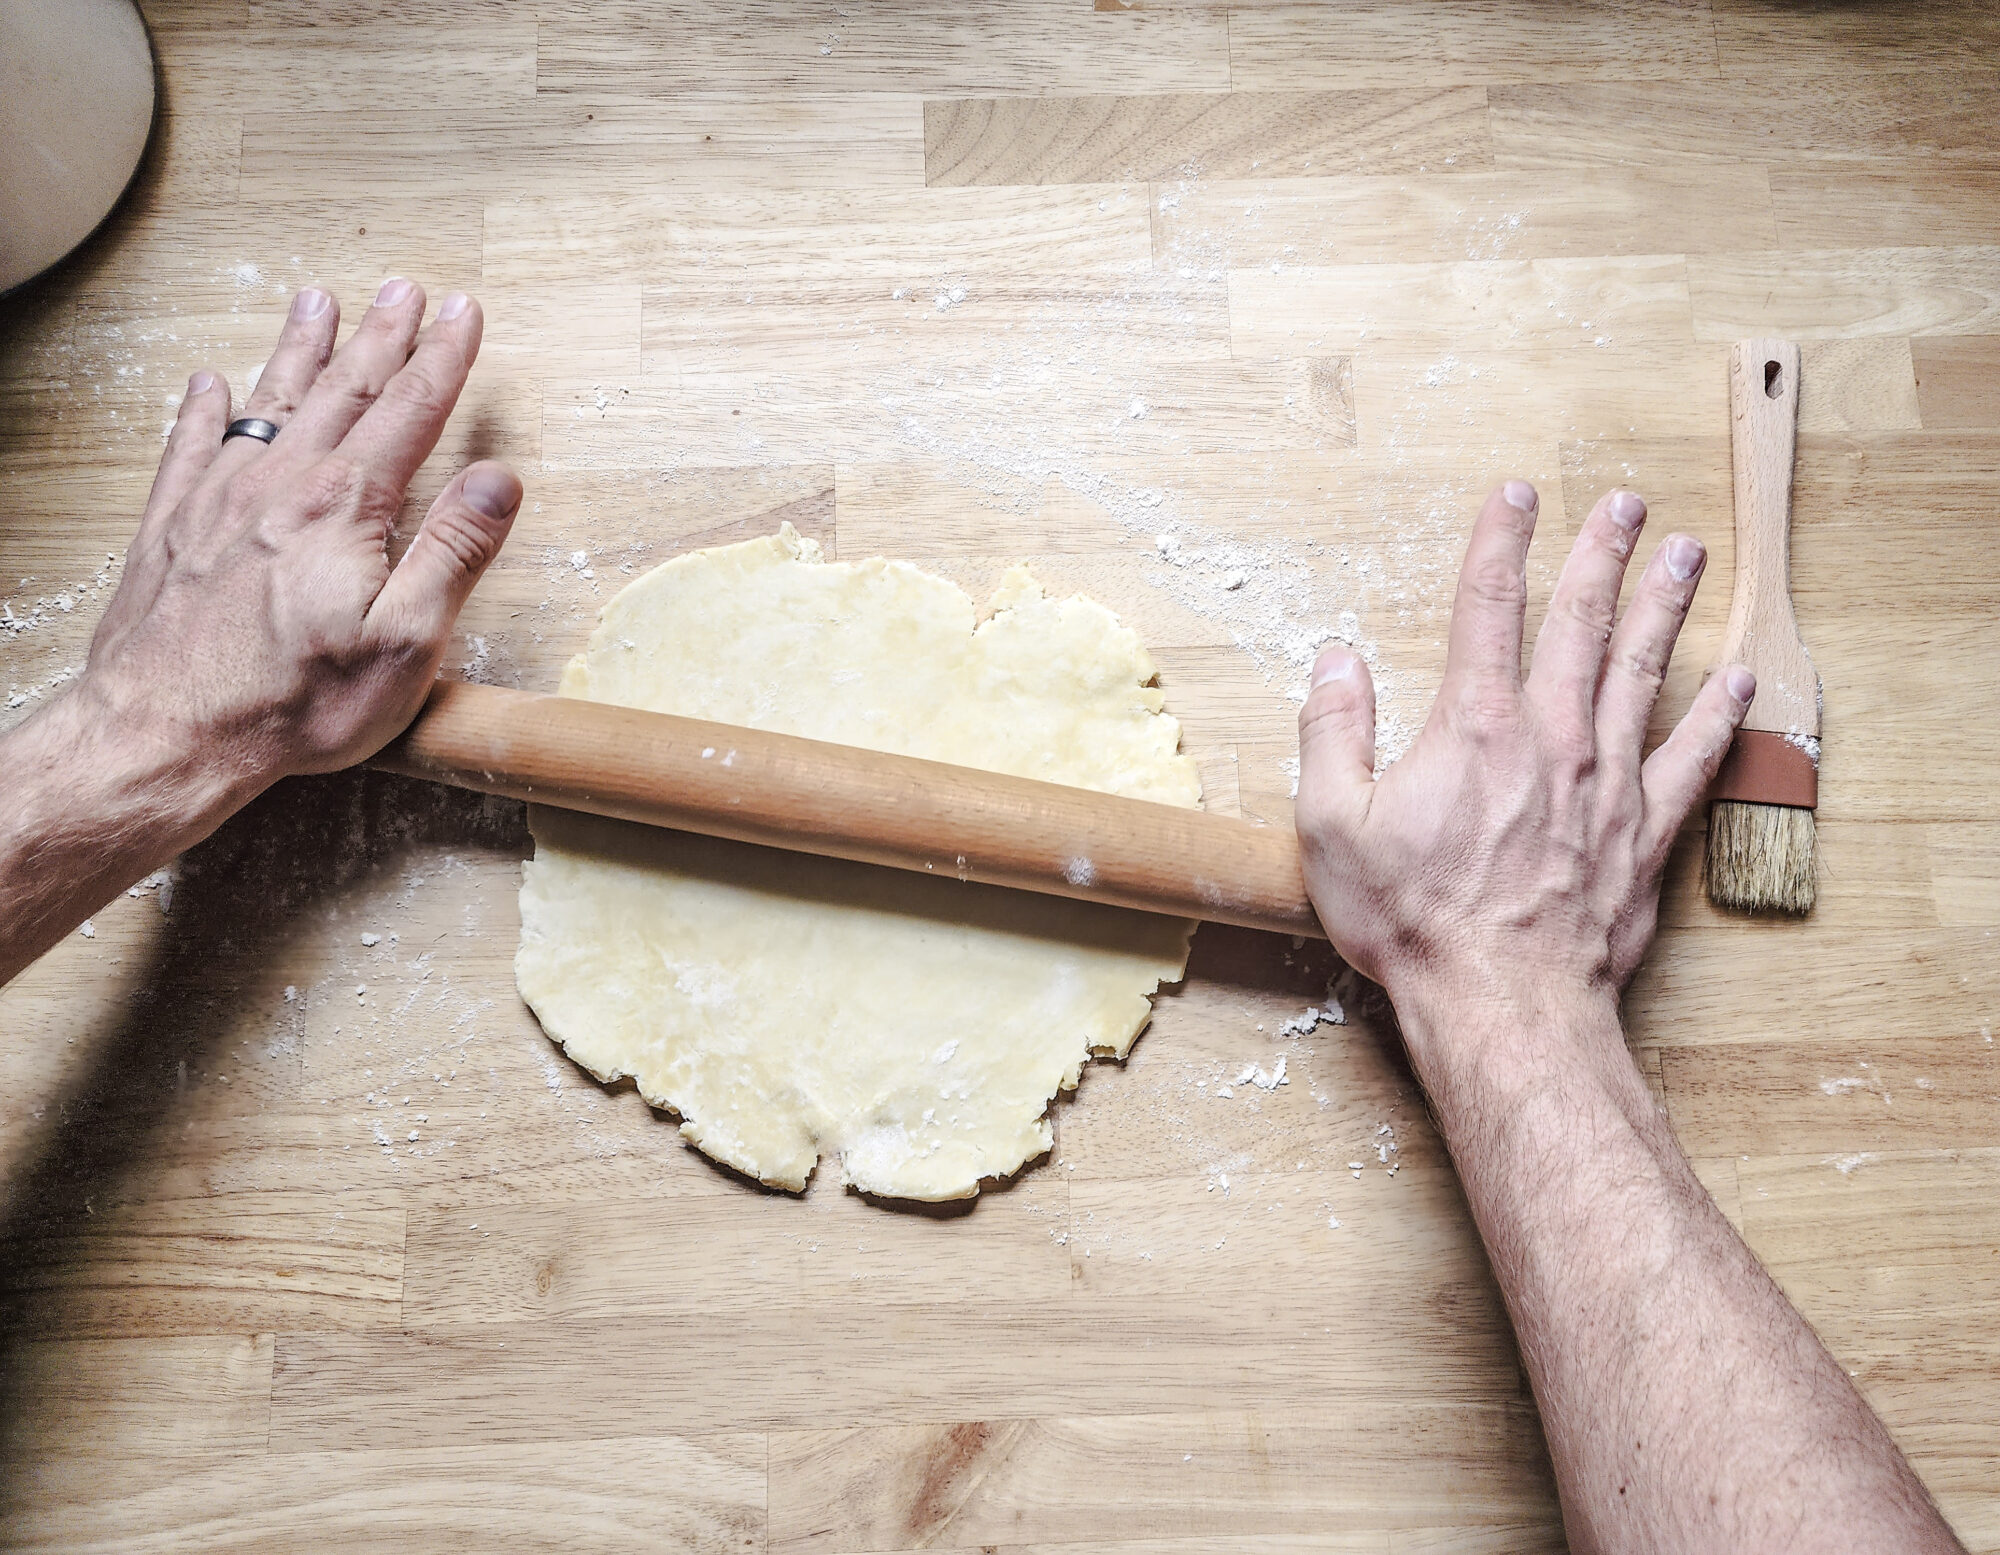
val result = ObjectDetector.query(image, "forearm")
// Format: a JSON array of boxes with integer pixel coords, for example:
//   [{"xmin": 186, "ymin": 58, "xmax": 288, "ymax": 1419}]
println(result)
[
  {"xmin": 1394, "ymin": 976, "xmax": 1961, "ymax": 1555},
  {"xmin": 0, "ymin": 679, "xmax": 251, "ymax": 985}
]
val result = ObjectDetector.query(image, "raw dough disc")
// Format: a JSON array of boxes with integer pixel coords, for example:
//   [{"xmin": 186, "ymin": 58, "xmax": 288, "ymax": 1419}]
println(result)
[{"xmin": 515, "ymin": 524, "xmax": 1200, "ymax": 1200}]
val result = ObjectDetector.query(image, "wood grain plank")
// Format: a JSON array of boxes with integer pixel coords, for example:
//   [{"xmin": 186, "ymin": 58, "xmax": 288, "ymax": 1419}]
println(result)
[
  {"xmin": 62, "ymin": 195, "xmax": 486, "ymax": 303},
  {"xmin": 641, "ymin": 275, "xmax": 1233, "ymax": 376},
  {"xmin": 1491, "ymin": 74, "xmax": 2000, "ymax": 167},
  {"xmin": 1807, "ymin": 614, "xmax": 2000, "ymax": 822},
  {"xmin": 1929, "ymin": 824, "xmax": 2000, "ymax": 927},
  {"xmin": 1228, "ymin": 0, "xmax": 1719, "ymax": 90},
  {"xmin": 534, "ymin": 1, "xmax": 1230, "ymax": 96},
  {"xmin": 1352, "ymin": 345, "xmax": 1729, "ymax": 449},
  {"xmin": 400, "ymin": 1185, "xmax": 1072, "ymax": 1328},
  {"xmin": 476, "ymin": 281, "xmax": 643, "ymax": 374},
  {"xmin": 540, "ymin": 357, "xmax": 1353, "ymax": 470},
  {"xmin": 1913, "ymin": 336, "xmax": 2000, "ymax": 429},
  {"xmin": 1062, "ymin": 1169, "xmax": 1496, "ymax": 1301},
  {"xmin": 1629, "ymin": 932, "xmax": 2000, "ymax": 1049},
  {"xmin": 270, "ymin": 1304, "xmax": 1530, "ymax": 1450},
  {"xmin": 0, "ymin": 1334, "xmax": 272, "ymax": 1462},
  {"xmin": 233, "ymin": 16, "xmax": 535, "ymax": 110},
  {"xmin": 1715, "ymin": 0, "xmax": 2000, "ymax": 77},
  {"xmin": 1772, "ymin": 169, "xmax": 2000, "ymax": 249},
  {"xmin": 767, "ymin": 1408, "xmax": 1556, "ymax": 1552},
  {"xmin": 482, "ymin": 188, "xmax": 1153, "ymax": 285},
  {"xmin": 1, "ymin": 1200, "xmax": 405, "ymax": 1339},
  {"xmin": 835, "ymin": 464, "xmax": 1177, "ymax": 558},
  {"xmin": 1153, "ymin": 167, "xmax": 1777, "ymax": 269},
  {"xmin": 242, "ymin": 97, "xmax": 926, "ymax": 200},
  {"xmin": 1689, "ymin": 246, "xmax": 2000, "ymax": 340},
  {"xmin": 1660, "ymin": 1037, "xmax": 2000, "ymax": 1150},
  {"xmin": 1788, "ymin": 433, "xmax": 2000, "ymax": 601},
  {"xmin": 0, "ymin": 1431, "xmax": 766, "ymax": 1554},
  {"xmin": 925, "ymin": 90, "xmax": 1490, "ymax": 186},
  {"xmin": 1229, "ymin": 256, "xmax": 1694, "ymax": 354},
  {"xmin": 1795, "ymin": 338, "xmax": 1923, "ymax": 432}
]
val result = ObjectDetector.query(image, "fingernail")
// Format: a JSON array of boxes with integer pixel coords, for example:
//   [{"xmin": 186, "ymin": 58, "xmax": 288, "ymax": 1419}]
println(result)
[
  {"xmin": 291, "ymin": 287, "xmax": 331, "ymax": 322},
  {"xmin": 1313, "ymin": 644, "xmax": 1358, "ymax": 687},
  {"xmin": 1664, "ymin": 533, "xmax": 1705, "ymax": 581},
  {"xmin": 1724, "ymin": 665, "xmax": 1757, "ymax": 704},
  {"xmin": 1503, "ymin": 479, "xmax": 1538, "ymax": 514},
  {"xmin": 187, "ymin": 370, "xmax": 216, "ymax": 395},
  {"xmin": 437, "ymin": 291, "xmax": 471, "ymax": 321},
  {"xmin": 1606, "ymin": 489, "xmax": 1646, "ymax": 530},
  {"xmin": 461, "ymin": 464, "xmax": 522, "ymax": 521},
  {"xmin": 376, "ymin": 277, "xmax": 415, "ymax": 307}
]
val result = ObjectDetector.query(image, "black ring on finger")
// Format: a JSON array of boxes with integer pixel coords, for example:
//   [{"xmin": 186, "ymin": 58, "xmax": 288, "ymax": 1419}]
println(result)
[{"xmin": 222, "ymin": 417, "xmax": 281, "ymax": 445}]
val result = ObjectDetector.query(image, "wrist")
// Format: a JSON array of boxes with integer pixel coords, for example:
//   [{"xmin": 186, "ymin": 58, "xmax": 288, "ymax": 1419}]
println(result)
[
  {"xmin": 59, "ymin": 672, "xmax": 262, "ymax": 841},
  {"xmin": 1385, "ymin": 961, "xmax": 1636, "ymax": 1124}
]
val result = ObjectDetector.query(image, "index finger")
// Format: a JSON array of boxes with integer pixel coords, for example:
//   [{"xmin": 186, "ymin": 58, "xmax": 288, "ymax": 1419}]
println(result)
[
  {"xmin": 1443, "ymin": 480, "xmax": 1540, "ymax": 694},
  {"xmin": 332, "ymin": 291, "xmax": 484, "ymax": 500}
]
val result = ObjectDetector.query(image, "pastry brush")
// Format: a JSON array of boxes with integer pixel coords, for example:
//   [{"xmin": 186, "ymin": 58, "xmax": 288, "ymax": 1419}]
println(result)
[{"xmin": 1706, "ymin": 338, "xmax": 1820, "ymax": 914}]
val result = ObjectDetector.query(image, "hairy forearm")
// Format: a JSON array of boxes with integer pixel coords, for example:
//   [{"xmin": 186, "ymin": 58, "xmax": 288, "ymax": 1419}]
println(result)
[
  {"xmin": 1393, "ymin": 977, "xmax": 1962, "ymax": 1555},
  {"xmin": 0, "ymin": 680, "xmax": 250, "ymax": 985}
]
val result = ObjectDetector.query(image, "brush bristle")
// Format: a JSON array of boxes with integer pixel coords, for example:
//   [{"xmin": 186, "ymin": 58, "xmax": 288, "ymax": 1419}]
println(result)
[{"xmin": 1706, "ymin": 801, "xmax": 1818, "ymax": 915}]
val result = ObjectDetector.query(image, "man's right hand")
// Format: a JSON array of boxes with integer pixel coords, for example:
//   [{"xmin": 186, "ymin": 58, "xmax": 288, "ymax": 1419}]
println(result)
[
  {"xmin": 1290, "ymin": 481, "xmax": 1965, "ymax": 1555},
  {"xmin": 1293, "ymin": 479, "xmax": 1752, "ymax": 1040}
]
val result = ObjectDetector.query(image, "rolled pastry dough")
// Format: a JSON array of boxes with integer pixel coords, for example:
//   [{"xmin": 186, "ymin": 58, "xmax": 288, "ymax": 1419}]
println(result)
[{"xmin": 515, "ymin": 524, "xmax": 1200, "ymax": 1200}]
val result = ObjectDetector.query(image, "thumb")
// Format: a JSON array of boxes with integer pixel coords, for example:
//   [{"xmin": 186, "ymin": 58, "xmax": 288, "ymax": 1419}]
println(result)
[
  {"xmin": 368, "ymin": 460, "xmax": 522, "ymax": 647},
  {"xmin": 1297, "ymin": 644, "xmax": 1377, "ymax": 814}
]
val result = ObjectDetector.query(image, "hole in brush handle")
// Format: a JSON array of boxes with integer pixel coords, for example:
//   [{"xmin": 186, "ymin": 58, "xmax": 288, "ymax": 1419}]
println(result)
[{"xmin": 1764, "ymin": 358, "xmax": 1783, "ymax": 398}]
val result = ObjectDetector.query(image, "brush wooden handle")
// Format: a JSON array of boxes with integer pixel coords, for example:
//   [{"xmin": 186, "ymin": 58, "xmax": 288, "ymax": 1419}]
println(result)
[
  {"xmin": 1720, "ymin": 339, "xmax": 1820, "ymax": 740},
  {"xmin": 371, "ymin": 680, "xmax": 1323, "ymax": 938}
]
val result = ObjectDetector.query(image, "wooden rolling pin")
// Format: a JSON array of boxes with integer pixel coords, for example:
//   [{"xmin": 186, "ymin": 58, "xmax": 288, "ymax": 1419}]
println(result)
[{"xmin": 372, "ymin": 680, "xmax": 1323, "ymax": 939}]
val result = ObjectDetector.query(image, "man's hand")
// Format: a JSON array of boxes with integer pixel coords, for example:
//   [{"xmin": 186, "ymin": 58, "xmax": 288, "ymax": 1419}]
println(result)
[
  {"xmin": 0, "ymin": 281, "xmax": 520, "ymax": 986},
  {"xmin": 81, "ymin": 278, "xmax": 522, "ymax": 799},
  {"xmin": 1291, "ymin": 481, "xmax": 1963, "ymax": 1555},
  {"xmin": 1297, "ymin": 479, "xmax": 1749, "ymax": 1031}
]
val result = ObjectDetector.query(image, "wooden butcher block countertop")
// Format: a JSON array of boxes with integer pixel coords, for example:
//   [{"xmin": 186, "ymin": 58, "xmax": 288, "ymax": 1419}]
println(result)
[{"xmin": 2, "ymin": 1, "xmax": 1998, "ymax": 1549}]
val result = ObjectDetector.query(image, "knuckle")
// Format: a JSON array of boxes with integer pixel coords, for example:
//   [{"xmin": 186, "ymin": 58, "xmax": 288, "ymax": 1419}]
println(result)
[
  {"xmin": 1294, "ymin": 791, "xmax": 1334, "ymax": 842},
  {"xmin": 1545, "ymin": 720, "xmax": 1596, "ymax": 769},
  {"xmin": 250, "ymin": 385, "xmax": 301, "ymax": 422},
  {"xmin": 311, "ymin": 367, "xmax": 382, "ymax": 422},
  {"xmin": 302, "ymin": 454, "xmax": 363, "ymax": 510},
  {"xmin": 305, "ymin": 453, "xmax": 401, "ymax": 519},
  {"xmin": 1463, "ymin": 555, "xmax": 1526, "ymax": 611},
  {"xmin": 1557, "ymin": 586, "xmax": 1619, "ymax": 642},
  {"xmin": 1296, "ymin": 685, "xmax": 1358, "ymax": 738},
  {"xmin": 1611, "ymin": 639, "xmax": 1670, "ymax": 693},
  {"xmin": 421, "ymin": 504, "xmax": 501, "ymax": 579},
  {"xmin": 380, "ymin": 357, "xmax": 456, "ymax": 418},
  {"xmin": 1452, "ymin": 678, "xmax": 1517, "ymax": 729}
]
